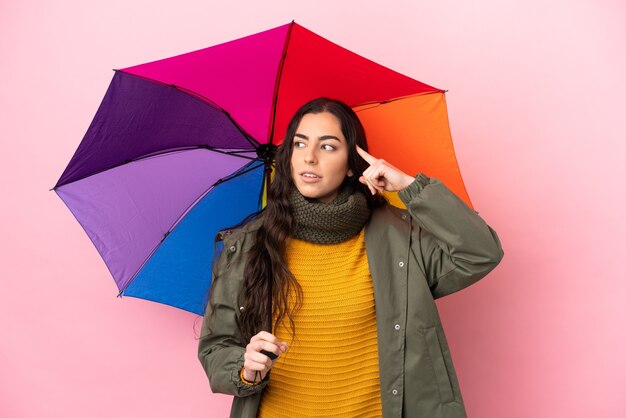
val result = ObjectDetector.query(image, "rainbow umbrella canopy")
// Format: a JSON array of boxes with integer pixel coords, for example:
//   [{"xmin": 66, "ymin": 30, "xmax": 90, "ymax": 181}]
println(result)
[{"xmin": 52, "ymin": 21, "xmax": 472, "ymax": 316}]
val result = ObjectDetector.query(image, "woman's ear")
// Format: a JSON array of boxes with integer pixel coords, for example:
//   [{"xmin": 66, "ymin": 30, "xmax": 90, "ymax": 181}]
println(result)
[{"xmin": 347, "ymin": 169, "xmax": 354, "ymax": 177}]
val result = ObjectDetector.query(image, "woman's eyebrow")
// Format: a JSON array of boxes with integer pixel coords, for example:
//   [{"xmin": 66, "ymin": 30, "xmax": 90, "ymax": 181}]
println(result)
[{"xmin": 294, "ymin": 133, "xmax": 341, "ymax": 141}]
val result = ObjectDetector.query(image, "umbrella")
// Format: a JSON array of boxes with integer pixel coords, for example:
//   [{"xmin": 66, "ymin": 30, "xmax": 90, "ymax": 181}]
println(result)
[{"xmin": 51, "ymin": 20, "xmax": 473, "ymax": 316}]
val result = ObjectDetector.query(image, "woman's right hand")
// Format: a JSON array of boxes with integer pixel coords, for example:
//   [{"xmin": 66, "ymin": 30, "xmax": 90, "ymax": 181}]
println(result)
[{"xmin": 242, "ymin": 331, "xmax": 289, "ymax": 383}]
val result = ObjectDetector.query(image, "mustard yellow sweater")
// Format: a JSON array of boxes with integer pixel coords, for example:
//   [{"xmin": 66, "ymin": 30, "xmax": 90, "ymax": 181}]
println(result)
[{"xmin": 257, "ymin": 228, "xmax": 383, "ymax": 417}]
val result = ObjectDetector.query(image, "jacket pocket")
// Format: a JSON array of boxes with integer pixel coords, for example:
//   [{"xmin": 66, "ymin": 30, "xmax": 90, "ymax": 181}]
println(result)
[{"xmin": 422, "ymin": 325, "xmax": 455, "ymax": 404}]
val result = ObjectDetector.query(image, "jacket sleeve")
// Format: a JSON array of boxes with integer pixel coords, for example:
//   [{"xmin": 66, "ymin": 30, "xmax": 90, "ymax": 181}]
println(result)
[
  {"xmin": 398, "ymin": 173, "xmax": 504, "ymax": 299},
  {"xmin": 197, "ymin": 239, "xmax": 269, "ymax": 397}
]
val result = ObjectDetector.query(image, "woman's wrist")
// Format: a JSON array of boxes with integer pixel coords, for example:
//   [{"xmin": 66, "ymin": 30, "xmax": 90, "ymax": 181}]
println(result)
[
  {"xmin": 240, "ymin": 366, "xmax": 260, "ymax": 386},
  {"xmin": 398, "ymin": 174, "xmax": 416, "ymax": 192}
]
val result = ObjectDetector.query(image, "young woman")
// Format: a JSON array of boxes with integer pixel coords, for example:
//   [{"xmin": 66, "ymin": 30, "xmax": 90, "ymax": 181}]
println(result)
[{"xmin": 198, "ymin": 97, "xmax": 504, "ymax": 418}]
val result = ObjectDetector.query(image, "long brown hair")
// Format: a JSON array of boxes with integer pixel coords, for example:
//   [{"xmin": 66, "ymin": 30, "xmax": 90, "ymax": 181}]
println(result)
[{"xmin": 234, "ymin": 97, "xmax": 388, "ymax": 345}]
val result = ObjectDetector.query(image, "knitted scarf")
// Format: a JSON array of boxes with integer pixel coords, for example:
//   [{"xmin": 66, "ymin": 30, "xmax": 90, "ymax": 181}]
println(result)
[{"xmin": 288, "ymin": 183, "xmax": 371, "ymax": 244}]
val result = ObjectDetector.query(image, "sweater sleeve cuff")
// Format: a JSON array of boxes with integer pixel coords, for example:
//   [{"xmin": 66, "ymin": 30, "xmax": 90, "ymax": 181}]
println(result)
[{"xmin": 398, "ymin": 173, "xmax": 431, "ymax": 205}]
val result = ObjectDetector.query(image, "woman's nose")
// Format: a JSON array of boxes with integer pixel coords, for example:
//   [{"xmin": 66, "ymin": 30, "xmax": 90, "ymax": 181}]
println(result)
[{"xmin": 304, "ymin": 148, "xmax": 317, "ymax": 164}]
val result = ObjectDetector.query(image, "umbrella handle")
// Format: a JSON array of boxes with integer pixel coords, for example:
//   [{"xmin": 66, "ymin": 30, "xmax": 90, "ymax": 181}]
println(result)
[{"xmin": 260, "ymin": 349, "xmax": 278, "ymax": 360}]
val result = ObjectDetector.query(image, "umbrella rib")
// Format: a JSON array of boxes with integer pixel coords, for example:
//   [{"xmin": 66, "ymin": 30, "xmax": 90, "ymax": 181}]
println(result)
[
  {"xmin": 114, "ymin": 69, "xmax": 261, "ymax": 150},
  {"xmin": 50, "ymin": 145, "xmax": 258, "ymax": 191},
  {"xmin": 352, "ymin": 90, "xmax": 448, "ymax": 112},
  {"xmin": 136, "ymin": 145, "xmax": 258, "ymax": 161},
  {"xmin": 212, "ymin": 160, "xmax": 265, "ymax": 188},
  {"xmin": 198, "ymin": 146, "xmax": 258, "ymax": 160},
  {"xmin": 117, "ymin": 160, "xmax": 265, "ymax": 297},
  {"xmin": 266, "ymin": 19, "xmax": 295, "ymax": 146}
]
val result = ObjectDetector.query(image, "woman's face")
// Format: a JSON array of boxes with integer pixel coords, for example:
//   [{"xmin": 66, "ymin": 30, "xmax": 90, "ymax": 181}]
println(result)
[{"xmin": 290, "ymin": 111, "xmax": 354, "ymax": 203}]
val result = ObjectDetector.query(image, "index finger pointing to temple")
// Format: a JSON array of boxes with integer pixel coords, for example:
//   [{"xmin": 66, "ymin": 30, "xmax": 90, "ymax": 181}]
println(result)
[{"xmin": 356, "ymin": 145, "xmax": 377, "ymax": 165}]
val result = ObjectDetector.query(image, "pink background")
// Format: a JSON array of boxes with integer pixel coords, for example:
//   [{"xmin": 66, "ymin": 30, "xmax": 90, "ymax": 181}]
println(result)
[{"xmin": 2, "ymin": 0, "xmax": 625, "ymax": 417}]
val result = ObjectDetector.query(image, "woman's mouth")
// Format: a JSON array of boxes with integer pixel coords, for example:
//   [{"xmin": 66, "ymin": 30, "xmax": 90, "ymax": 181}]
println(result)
[{"xmin": 301, "ymin": 172, "xmax": 322, "ymax": 182}]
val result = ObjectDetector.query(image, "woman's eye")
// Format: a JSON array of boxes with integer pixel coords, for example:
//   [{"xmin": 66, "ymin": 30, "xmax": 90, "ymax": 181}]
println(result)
[{"xmin": 293, "ymin": 141, "xmax": 334, "ymax": 151}]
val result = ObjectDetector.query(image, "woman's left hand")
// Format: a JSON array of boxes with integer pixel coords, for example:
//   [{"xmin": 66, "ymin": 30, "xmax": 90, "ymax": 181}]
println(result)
[{"xmin": 356, "ymin": 145, "xmax": 416, "ymax": 195}]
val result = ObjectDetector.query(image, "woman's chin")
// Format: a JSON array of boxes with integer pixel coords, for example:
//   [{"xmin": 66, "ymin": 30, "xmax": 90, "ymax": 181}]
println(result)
[
  {"xmin": 294, "ymin": 181, "xmax": 340, "ymax": 203},
  {"xmin": 298, "ymin": 190, "xmax": 321, "ymax": 201},
  {"xmin": 296, "ymin": 189, "xmax": 326, "ymax": 203}
]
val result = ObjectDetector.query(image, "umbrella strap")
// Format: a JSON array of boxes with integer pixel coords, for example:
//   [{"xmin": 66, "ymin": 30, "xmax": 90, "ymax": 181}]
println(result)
[{"xmin": 267, "ymin": 271, "xmax": 273, "ymax": 333}]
